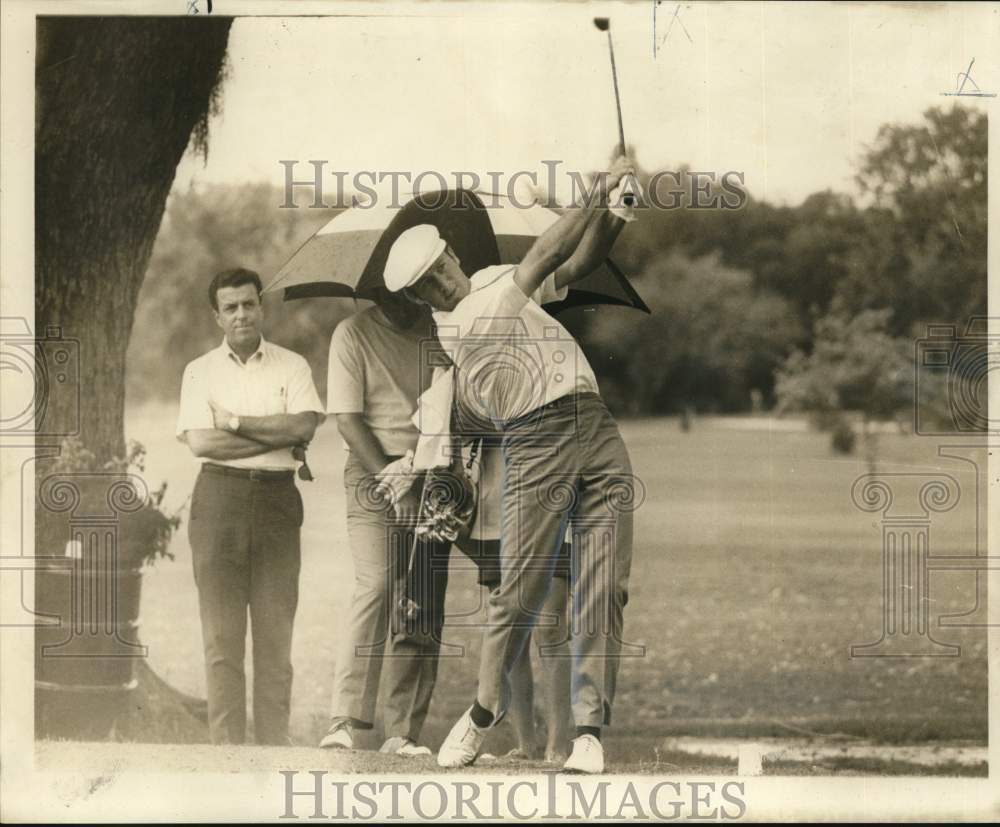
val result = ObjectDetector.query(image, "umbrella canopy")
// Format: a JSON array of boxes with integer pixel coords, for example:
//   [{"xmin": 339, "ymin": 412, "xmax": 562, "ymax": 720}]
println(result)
[{"xmin": 264, "ymin": 189, "xmax": 649, "ymax": 314}]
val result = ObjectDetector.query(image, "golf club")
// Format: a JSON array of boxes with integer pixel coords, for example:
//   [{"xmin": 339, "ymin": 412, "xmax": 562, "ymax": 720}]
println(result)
[{"xmin": 593, "ymin": 17, "xmax": 635, "ymax": 206}]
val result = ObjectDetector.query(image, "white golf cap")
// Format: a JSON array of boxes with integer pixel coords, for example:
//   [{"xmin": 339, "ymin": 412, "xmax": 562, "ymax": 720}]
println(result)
[{"xmin": 383, "ymin": 224, "xmax": 447, "ymax": 292}]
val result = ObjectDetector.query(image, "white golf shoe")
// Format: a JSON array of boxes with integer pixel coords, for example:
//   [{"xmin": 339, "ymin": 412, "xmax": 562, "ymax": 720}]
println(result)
[
  {"xmin": 318, "ymin": 719, "xmax": 354, "ymax": 749},
  {"xmin": 380, "ymin": 736, "xmax": 432, "ymax": 758},
  {"xmin": 436, "ymin": 707, "xmax": 488, "ymax": 768},
  {"xmin": 562, "ymin": 734, "xmax": 604, "ymax": 774}
]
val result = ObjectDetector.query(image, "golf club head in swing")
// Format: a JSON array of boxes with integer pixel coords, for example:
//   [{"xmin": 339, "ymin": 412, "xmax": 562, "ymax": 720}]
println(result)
[
  {"xmin": 592, "ymin": 16, "xmax": 635, "ymax": 207},
  {"xmin": 397, "ymin": 597, "xmax": 420, "ymax": 622}
]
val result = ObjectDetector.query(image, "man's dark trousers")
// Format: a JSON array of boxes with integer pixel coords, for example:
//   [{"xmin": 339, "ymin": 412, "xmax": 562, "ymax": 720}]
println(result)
[{"xmin": 189, "ymin": 464, "xmax": 303, "ymax": 745}]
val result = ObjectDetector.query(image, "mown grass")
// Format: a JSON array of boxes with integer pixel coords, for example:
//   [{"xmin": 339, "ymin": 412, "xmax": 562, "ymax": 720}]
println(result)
[{"xmin": 126, "ymin": 408, "xmax": 988, "ymax": 756}]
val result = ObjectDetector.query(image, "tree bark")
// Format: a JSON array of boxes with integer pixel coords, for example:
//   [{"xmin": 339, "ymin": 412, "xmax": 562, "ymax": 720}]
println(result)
[{"xmin": 36, "ymin": 16, "xmax": 232, "ymax": 462}]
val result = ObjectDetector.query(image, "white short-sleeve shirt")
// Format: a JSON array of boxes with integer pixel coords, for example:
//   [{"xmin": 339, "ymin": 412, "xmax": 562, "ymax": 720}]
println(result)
[
  {"xmin": 326, "ymin": 307, "xmax": 432, "ymax": 456},
  {"xmin": 176, "ymin": 337, "xmax": 324, "ymax": 470},
  {"xmin": 431, "ymin": 265, "xmax": 599, "ymax": 426}
]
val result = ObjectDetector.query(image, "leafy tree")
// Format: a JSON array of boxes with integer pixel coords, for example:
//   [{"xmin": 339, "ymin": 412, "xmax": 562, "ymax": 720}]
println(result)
[
  {"xmin": 126, "ymin": 183, "xmax": 347, "ymax": 406},
  {"xmin": 755, "ymin": 192, "xmax": 868, "ymax": 322},
  {"xmin": 36, "ymin": 17, "xmax": 232, "ymax": 461},
  {"xmin": 838, "ymin": 104, "xmax": 987, "ymax": 334},
  {"xmin": 34, "ymin": 16, "xmax": 233, "ymax": 739},
  {"xmin": 775, "ymin": 309, "xmax": 912, "ymax": 467},
  {"xmin": 585, "ymin": 251, "xmax": 802, "ymax": 415}
]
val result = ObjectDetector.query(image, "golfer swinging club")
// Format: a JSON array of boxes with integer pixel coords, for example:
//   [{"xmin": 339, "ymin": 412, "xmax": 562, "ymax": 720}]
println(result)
[{"xmin": 382, "ymin": 153, "xmax": 638, "ymax": 774}]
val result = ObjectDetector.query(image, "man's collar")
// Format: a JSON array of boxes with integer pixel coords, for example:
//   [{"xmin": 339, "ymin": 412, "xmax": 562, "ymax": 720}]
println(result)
[
  {"xmin": 432, "ymin": 265, "xmax": 515, "ymax": 325},
  {"xmin": 220, "ymin": 335, "xmax": 267, "ymax": 365}
]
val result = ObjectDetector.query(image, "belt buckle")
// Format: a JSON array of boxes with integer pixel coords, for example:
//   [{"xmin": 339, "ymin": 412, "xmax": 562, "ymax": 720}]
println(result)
[{"xmin": 248, "ymin": 468, "xmax": 265, "ymax": 482}]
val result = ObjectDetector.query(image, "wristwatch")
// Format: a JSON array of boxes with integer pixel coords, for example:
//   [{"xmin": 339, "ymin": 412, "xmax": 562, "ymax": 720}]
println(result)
[{"xmin": 227, "ymin": 415, "xmax": 241, "ymax": 433}]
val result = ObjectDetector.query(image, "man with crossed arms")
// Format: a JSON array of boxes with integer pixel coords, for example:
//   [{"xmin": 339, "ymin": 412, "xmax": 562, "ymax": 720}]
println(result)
[{"xmin": 177, "ymin": 267, "xmax": 324, "ymax": 745}]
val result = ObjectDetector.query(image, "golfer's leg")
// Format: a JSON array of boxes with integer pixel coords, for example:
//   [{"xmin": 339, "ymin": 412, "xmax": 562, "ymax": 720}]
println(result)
[
  {"xmin": 535, "ymin": 575, "xmax": 572, "ymax": 759},
  {"xmin": 395, "ymin": 637, "xmax": 441, "ymax": 742},
  {"xmin": 507, "ymin": 637, "xmax": 538, "ymax": 756},
  {"xmin": 570, "ymin": 399, "xmax": 635, "ymax": 729},
  {"xmin": 327, "ymin": 461, "xmax": 394, "ymax": 729},
  {"xmin": 190, "ymin": 472, "xmax": 251, "ymax": 745},
  {"xmin": 476, "ymin": 435, "xmax": 573, "ymax": 721},
  {"xmin": 379, "ymin": 638, "xmax": 426, "ymax": 740},
  {"xmin": 408, "ymin": 539, "xmax": 451, "ymax": 739},
  {"xmin": 249, "ymin": 479, "xmax": 302, "ymax": 745}
]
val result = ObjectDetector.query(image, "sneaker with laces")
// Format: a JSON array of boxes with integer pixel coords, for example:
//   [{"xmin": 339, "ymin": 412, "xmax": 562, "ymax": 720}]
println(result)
[
  {"xmin": 318, "ymin": 719, "xmax": 354, "ymax": 749},
  {"xmin": 436, "ymin": 706, "xmax": 488, "ymax": 768},
  {"xmin": 562, "ymin": 734, "xmax": 604, "ymax": 774},
  {"xmin": 380, "ymin": 736, "xmax": 432, "ymax": 757}
]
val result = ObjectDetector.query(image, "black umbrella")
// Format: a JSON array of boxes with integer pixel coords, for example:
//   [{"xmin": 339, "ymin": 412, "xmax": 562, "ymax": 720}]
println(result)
[{"xmin": 264, "ymin": 189, "xmax": 648, "ymax": 315}]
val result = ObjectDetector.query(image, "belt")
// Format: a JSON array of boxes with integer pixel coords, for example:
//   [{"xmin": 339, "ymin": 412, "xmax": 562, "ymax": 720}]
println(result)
[
  {"xmin": 503, "ymin": 391, "xmax": 601, "ymax": 429},
  {"xmin": 201, "ymin": 463, "xmax": 294, "ymax": 482},
  {"xmin": 544, "ymin": 391, "xmax": 599, "ymax": 410}
]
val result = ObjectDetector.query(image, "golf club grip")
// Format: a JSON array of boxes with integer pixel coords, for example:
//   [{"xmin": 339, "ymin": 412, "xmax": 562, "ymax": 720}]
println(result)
[{"xmin": 616, "ymin": 144, "xmax": 635, "ymax": 207}]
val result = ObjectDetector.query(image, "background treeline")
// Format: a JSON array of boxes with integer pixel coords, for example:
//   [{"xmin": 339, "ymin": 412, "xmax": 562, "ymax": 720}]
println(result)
[{"xmin": 127, "ymin": 105, "xmax": 985, "ymax": 428}]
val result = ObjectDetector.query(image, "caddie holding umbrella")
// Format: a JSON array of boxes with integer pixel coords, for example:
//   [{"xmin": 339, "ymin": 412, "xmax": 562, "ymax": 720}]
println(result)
[{"xmin": 379, "ymin": 152, "xmax": 641, "ymax": 774}]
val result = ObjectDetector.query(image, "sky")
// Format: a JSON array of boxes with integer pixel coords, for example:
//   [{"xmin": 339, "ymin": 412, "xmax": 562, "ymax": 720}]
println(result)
[{"xmin": 171, "ymin": 1, "xmax": 998, "ymax": 207}]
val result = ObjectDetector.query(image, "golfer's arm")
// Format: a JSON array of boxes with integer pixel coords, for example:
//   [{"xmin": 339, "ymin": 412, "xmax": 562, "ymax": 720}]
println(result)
[
  {"xmin": 184, "ymin": 429, "xmax": 276, "ymax": 460},
  {"xmin": 336, "ymin": 414, "xmax": 390, "ymax": 475},
  {"xmin": 514, "ymin": 202, "xmax": 601, "ymax": 297},
  {"xmin": 553, "ymin": 208, "xmax": 626, "ymax": 289},
  {"xmin": 236, "ymin": 412, "xmax": 322, "ymax": 447}
]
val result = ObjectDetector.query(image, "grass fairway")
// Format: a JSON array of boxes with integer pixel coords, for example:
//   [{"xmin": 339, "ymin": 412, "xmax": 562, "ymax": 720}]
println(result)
[{"xmin": 128, "ymin": 406, "xmax": 988, "ymax": 761}]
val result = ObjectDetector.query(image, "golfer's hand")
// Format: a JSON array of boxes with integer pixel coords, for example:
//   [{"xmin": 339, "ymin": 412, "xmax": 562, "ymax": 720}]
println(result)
[
  {"xmin": 374, "ymin": 451, "xmax": 418, "ymax": 506},
  {"xmin": 209, "ymin": 400, "xmax": 234, "ymax": 430},
  {"xmin": 393, "ymin": 490, "xmax": 421, "ymax": 525},
  {"xmin": 607, "ymin": 153, "xmax": 635, "ymax": 191},
  {"xmin": 609, "ymin": 175, "xmax": 643, "ymax": 221}
]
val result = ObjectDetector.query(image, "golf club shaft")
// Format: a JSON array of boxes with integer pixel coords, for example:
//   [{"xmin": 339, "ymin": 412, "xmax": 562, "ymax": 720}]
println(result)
[
  {"xmin": 605, "ymin": 30, "xmax": 626, "ymax": 155},
  {"xmin": 603, "ymin": 27, "xmax": 635, "ymax": 207}
]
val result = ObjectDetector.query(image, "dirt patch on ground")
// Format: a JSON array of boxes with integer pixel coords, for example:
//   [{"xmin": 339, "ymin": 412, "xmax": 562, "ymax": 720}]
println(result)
[
  {"xmin": 35, "ymin": 737, "xmax": 987, "ymax": 778},
  {"xmin": 34, "ymin": 740, "xmax": 729, "ymax": 776}
]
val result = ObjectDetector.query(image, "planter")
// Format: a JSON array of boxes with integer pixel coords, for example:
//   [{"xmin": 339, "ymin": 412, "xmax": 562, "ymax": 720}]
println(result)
[
  {"xmin": 34, "ymin": 473, "xmax": 148, "ymax": 740},
  {"xmin": 34, "ymin": 561, "xmax": 145, "ymax": 740}
]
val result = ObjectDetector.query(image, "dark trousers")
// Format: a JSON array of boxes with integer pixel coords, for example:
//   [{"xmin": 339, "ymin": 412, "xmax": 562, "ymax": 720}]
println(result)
[
  {"xmin": 189, "ymin": 466, "xmax": 303, "ymax": 745},
  {"xmin": 328, "ymin": 454, "xmax": 450, "ymax": 741}
]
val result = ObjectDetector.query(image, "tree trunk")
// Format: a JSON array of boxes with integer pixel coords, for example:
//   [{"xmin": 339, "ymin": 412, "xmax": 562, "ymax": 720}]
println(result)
[
  {"xmin": 35, "ymin": 16, "xmax": 232, "ymax": 462},
  {"xmin": 862, "ymin": 416, "xmax": 879, "ymax": 475}
]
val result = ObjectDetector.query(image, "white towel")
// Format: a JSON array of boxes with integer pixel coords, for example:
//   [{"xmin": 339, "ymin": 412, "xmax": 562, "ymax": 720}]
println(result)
[{"xmin": 411, "ymin": 366, "xmax": 454, "ymax": 469}]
